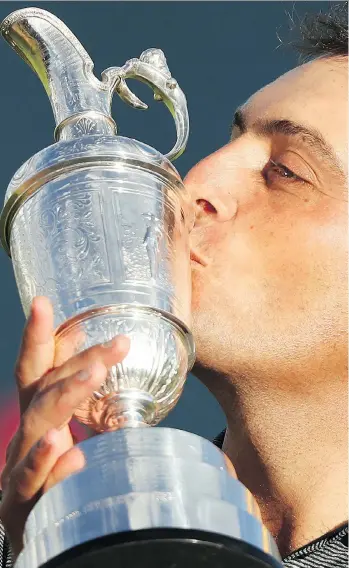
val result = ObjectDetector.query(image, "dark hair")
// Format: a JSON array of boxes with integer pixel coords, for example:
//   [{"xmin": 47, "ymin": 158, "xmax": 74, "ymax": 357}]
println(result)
[
  {"xmin": 293, "ymin": 2, "xmax": 348, "ymax": 61},
  {"xmin": 279, "ymin": 2, "xmax": 348, "ymax": 62}
]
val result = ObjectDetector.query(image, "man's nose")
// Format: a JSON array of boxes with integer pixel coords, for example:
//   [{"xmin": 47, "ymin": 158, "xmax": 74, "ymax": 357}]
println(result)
[
  {"xmin": 184, "ymin": 138, "xmax": 267, "ymax": 227},
  {"xmin": 184, "ymin": 144, "xmax": 241, "ymax": 226}
]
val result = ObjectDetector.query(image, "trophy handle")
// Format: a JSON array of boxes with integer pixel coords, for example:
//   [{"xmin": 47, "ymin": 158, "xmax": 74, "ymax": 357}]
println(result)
[
  {"xmin": 101, "ymin": 49, "xmax": 189, "ymax": 161},
  {"xmin": 1, "ymin": 8, "xmax": 189, "ymax": 161}
]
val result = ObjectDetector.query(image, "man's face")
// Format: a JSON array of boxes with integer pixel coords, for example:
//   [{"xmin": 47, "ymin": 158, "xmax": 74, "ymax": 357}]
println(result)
[{"xmin": 185, "ymin": 57, "xmax": 348, "ymax": 387}]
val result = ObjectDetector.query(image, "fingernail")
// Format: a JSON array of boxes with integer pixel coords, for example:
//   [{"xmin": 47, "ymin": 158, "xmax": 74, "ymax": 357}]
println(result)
[
  {"xmin": 76, "ymin": 368, "xmax": 92, "ymax": 381},
  {"xmin": 102, "ymin": 337, "xmax": 117, "ymax": 348},
  {"xmin": 117, "ymin": 336, "xmax": 130, "ymax": 350},
  {"xmin": 103, "ymin": 335, "xmax": 130, "ymax": 350},
  {"xmin": 45, "ymin": 428, "xmax": 59, "ymax": 445},
  {"xmin": 102, "ymin": 336, "xmax": 127, "ymax": 349}
]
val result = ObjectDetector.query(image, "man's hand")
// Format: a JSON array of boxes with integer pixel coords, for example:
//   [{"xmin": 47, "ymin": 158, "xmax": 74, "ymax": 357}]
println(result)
[{"xmin": 0, "ymin": 296, "xmax": 130, "ymax": 559}]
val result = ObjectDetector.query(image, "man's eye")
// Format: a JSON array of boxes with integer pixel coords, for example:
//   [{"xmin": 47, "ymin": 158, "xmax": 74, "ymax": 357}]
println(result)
[{"xmin": 263, "ymin": 159, "xmax": 306, "ymax": 185}]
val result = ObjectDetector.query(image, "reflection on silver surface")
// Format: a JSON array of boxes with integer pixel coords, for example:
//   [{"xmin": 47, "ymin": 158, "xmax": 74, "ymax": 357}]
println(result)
[
  {"xmin": 0, "ymin": 8, "xmax": 189, "ymax": 160},
  {"xmin": 1, "ymin": 9, "xmax": 283, "ymax": 568},
  {"xmin": 16, "ymin": 429, "xmax": 282, "ymax": 568},
  {"xmin": 0, "ymin": 7, "xmax": 194, "ymax": 430}
]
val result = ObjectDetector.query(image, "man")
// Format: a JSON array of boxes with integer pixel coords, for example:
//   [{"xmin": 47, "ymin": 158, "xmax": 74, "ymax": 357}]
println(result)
[{"xmin": 0, "ymin": 3, "xmax": 348, "ymax": 567}]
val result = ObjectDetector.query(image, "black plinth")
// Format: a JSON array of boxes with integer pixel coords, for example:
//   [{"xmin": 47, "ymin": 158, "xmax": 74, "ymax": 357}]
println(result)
[{"xmin": 41, "ymin": 528, "xmax": 283, "ymax": 568}]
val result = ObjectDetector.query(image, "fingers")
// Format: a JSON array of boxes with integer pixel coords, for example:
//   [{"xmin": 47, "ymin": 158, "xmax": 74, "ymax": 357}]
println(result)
[
  {"xmin": 4, "ymin": 300, "xmax": 131, "ymax": 560},
  {"xmin": 15, "ymin": 361, "xmax": 108, "ymax": 463},
  {"xmin": 15, "ymin": 296, "xmax": 130, "ymax": 420},
  {"xmin": 44, "ymin": 445, "xmax": 86, "ymax": 492},
  {"xmin": 0, "ymin": 429, "xmax": 71, "ymax": 559},
  {"xmin": 15, "ymin": 297, "xmax": 55, "ymax": 413},
  {"xmin": 9, "ymin": 334, "xmax": 129, "ymax": 469},
  {"xmin": 54, "ymin": 326, "xmax": 86, "ymax": 367},
  {"xmin": 50, "ymin": 334, "xmax": 130, "ymax": 384},
  {"xmin": 5, "ymin": 429, "xmax": 62, "ymax": 502}
]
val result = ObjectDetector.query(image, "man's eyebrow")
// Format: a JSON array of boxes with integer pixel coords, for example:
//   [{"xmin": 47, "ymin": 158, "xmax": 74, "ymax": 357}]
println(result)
[{"xmin": 231, "ymin": 108, "xmax": 346, "ymax": 181}]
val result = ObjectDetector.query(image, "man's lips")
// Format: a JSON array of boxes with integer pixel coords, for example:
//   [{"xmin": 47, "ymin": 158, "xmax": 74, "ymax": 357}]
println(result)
[{"xmin": 190, "ymin": 250, "xmax": 208, "ymax": 267}]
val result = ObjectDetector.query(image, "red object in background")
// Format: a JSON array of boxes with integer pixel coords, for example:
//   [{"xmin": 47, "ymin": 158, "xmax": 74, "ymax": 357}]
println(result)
[
  {"xmin": 0, "ymin": 395, "xmax": 19, "ymax": 476},
  {"xmin": 0, "ymin": 393, "xmax": 87, "ymax": 482}
]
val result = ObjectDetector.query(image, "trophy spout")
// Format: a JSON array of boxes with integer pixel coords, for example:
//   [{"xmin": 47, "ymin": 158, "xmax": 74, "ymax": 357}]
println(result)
[
  {"xmin": 1, "ymin": 8, "xmax": 189, "ymax": 155},
  {"xmin": 0, "ymin": 7, "xmax": 116, "ymax": 140}
]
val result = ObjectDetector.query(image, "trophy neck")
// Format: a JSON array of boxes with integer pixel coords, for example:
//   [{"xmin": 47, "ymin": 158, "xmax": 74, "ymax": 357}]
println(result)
[
  {"xmin": 53, "ymin": 111, "xmax": 116, "ymax": 142},
  {"xmin": 0, "ymin": 8, "xmax": 116, "ymax": 141},
  {"xmin": 1, "ymin": 8, "xmax": 190, "ymax": 157}
]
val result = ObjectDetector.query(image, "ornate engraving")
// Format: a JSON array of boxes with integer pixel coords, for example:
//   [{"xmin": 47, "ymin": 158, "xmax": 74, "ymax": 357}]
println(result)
[
  {"xmin": 10, "ymin": 178, "xmax": 111, "ymax": 317},
  {"xmin": 117, "ymin": 209, "xmax": 173, "ymax": 292},
  {"xmin": 119, "ymin": 220, "xmax": 151, "ymax": 282},
  {"xmin": 2, "ymin": 6, "xmax": 194, "ymax": 436},
  {"xmin": 65, "ymin": 309, "xmax": 188, "ymax": 429},
  {"xmin": 142, "ymin": 213, "xmax": 165, "ymax": 281},
  {"xmin": 61, "ymin": 71, "xmax": 80, "ymax": 107},
  {"xmin": 74, "ymin": 116, "xmax": 97, "ymax": 136},
  {"xmin": 76, "ymin": 312, "xmax": 184, "ymax": 400}
]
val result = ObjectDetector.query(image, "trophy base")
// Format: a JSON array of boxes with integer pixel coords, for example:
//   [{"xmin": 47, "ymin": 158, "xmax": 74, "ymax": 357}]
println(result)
[
  {"xmin": 38, "ymin": 528, "xmax": 283, "ymax": 568},
  {"xmin": 16, "ymin": 429, "xmax": 282, "ymax": 568}
]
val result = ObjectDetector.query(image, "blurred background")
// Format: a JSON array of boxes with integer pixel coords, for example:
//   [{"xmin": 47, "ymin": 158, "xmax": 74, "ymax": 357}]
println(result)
[{"xmin": 0, "ymin": 0, "xmax": 328, "ymax": 471}]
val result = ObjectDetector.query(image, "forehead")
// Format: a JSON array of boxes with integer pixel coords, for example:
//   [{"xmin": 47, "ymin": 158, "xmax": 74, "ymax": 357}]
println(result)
[{"xmin": 245, "ymin": 57, "xmax": 348, "ymax": 170}]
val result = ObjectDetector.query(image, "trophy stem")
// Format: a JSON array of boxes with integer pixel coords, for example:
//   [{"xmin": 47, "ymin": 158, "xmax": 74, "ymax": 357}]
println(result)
[{"xmin": 98, "ymin": 390, "xmax": 156, "ymax": 430}]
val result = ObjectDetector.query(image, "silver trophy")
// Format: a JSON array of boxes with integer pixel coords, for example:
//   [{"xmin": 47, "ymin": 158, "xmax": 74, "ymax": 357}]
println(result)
[{"xmin": 1, "ymin": 8, "xmax": 282, "ymax": 568}]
